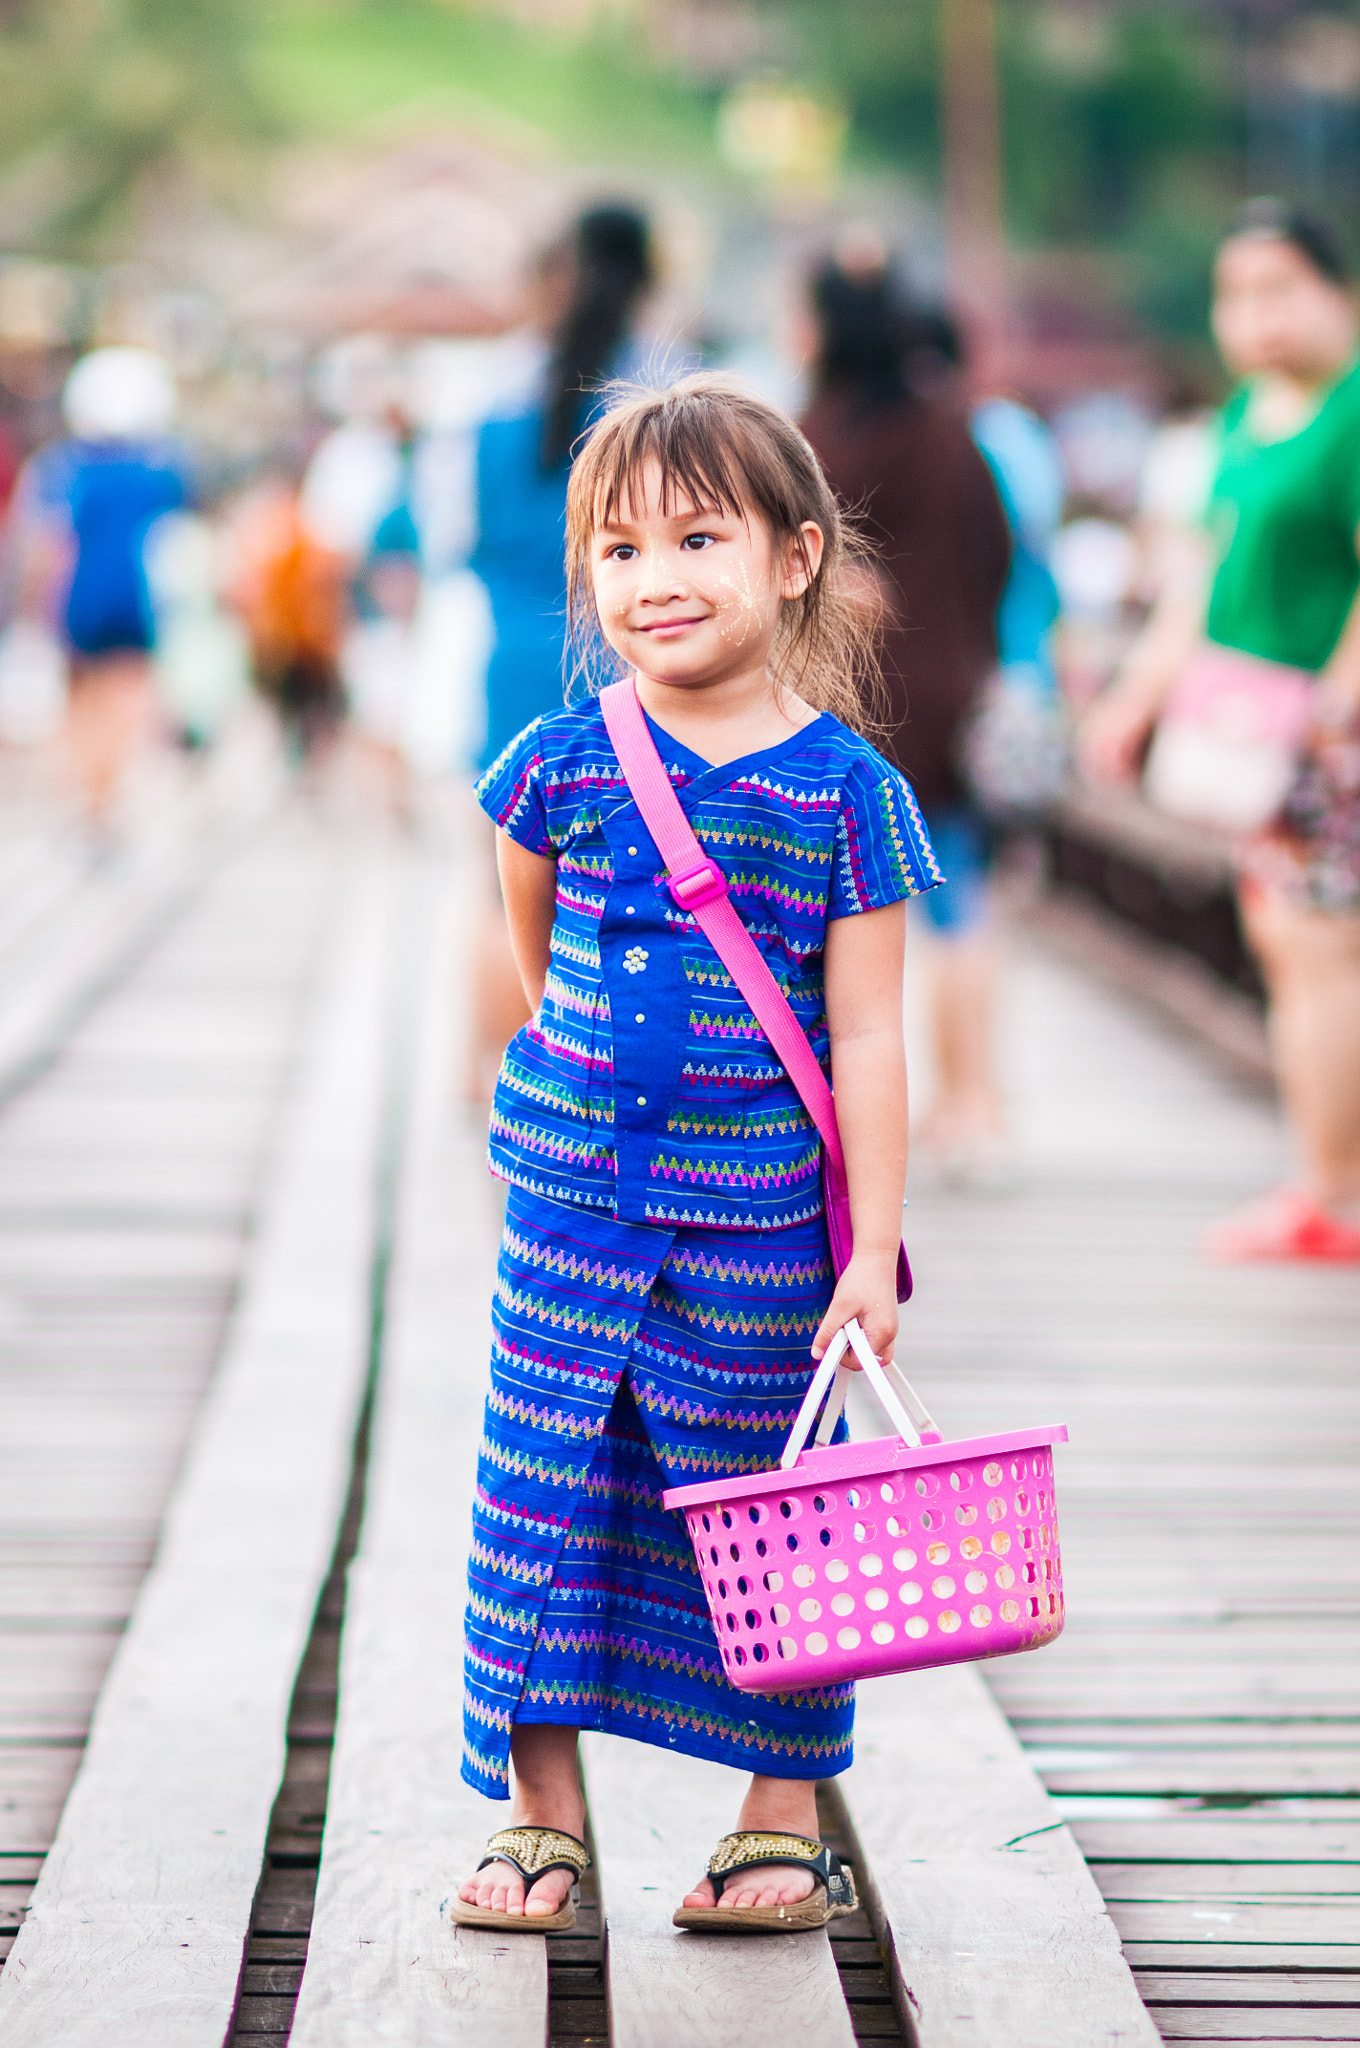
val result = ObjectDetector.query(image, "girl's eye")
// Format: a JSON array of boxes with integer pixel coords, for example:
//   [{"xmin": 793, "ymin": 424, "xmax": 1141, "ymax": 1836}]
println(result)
[
  {"xmin": 605, "ymin": 542, "xmax": 638, "ymax": 561},
  {"xmin": 680, "ymin": 532, "xmax": 716, "ymax": 551}
]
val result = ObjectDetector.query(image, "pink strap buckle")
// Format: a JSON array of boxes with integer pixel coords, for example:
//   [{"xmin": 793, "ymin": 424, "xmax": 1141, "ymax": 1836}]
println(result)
[{"xmin": 667, "ymin": 859, "xmax": 728, "ymax": 909}]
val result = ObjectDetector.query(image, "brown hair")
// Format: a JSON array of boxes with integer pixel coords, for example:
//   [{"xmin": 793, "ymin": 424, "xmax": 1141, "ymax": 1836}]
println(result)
[{"xmin": 564, "ymin": 373, "xmax": 883, "ymax": 731}]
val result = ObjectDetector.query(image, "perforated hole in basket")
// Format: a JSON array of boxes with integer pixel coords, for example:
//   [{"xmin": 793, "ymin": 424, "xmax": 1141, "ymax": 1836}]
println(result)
[{"xmin": 691, "ymin": 1447, "xmax": 1063, "ymax": 1681}]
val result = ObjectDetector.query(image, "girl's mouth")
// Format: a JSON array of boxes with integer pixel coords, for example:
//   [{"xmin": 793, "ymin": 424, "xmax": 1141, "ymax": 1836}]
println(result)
[{"xmin": 636, "ymin": 615, "xmax": 707, "ymax": 638}]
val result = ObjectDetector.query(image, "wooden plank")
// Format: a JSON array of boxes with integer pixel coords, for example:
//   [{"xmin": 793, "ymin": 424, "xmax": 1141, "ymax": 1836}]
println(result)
[
  {"xmin": 1124, "ymin": 1947, "xmax": 1360, "ymax": 1969},
  {"xmin": 289, "ymin": 867, "xmax": 549, "ymax": 2047},
  {"xmin": 1094, "ymin": 1866, "xmax": 1360, "ymax": 1899},
  {"xmin": 838, "ymin": 1663, "xmax": 1161, "ymax": 2047},
  {"xmin": 1108, "ymin": 1901, "xmax": 1360, "ymax": 1944},
  {"xmin": 581, "ymin": 1733, "xmax": 857, "ymax": 2048},
  {"xmin": 1033, "ymin": 1758, "xmax": 1360, "ymax": 1796},
  {"xmin": 0, "ymin": 848, "xmax": 396, "ymax": 2046},
  {"xmin": 1147, "ymin": 2018, "xmax": 1360, "ymax": 2042},
  {"xmin": 1073, "ymin": 1825, "xmax": 1360, "ymax": 1863},
  {"xmin": 1134, "ymin": 1972, "xmax": 1360, "ymax": 2005}
]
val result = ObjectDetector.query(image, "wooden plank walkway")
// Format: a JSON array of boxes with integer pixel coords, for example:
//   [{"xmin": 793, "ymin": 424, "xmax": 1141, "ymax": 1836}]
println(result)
[
  {"xmin": 881, "ymin": 926, "xmax": 1360, "ymax": 2044},
  {"xmin": 0, "ymin": 814, "xmax": 336, "ymax": 1927},
  {"xmin": 0, "ymin": 818, "xmax": 400, "ymax": 2042}
]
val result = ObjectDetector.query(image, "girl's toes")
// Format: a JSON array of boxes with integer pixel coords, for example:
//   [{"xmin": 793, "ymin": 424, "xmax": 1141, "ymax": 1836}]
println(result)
[
  {"xmin": 681, "ymin": 1877, "xmax": 717, "ymax": 1908},
  {"xmin": 524, "ymin": 1873, "xmax": 570, "ymax": 1918}
]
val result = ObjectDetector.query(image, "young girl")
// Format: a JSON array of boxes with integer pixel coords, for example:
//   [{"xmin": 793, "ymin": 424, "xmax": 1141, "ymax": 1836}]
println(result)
[{"xmin": 454, "ymin": 375, "xmax": 942, "ymax": 1935}]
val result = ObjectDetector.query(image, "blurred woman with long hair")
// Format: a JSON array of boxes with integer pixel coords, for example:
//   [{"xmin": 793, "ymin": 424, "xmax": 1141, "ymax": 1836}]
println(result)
[
  {"xmin": 1084, "ymin": 200, "xmax": 1360, "ymax": 1259},
  {"xmin": 466, "ymin": 205, "xmax": 654, "ymax": 1101},
  {"xmin": 800, "ymin": 251, "xmax": 1012, "ymax": 1179}
]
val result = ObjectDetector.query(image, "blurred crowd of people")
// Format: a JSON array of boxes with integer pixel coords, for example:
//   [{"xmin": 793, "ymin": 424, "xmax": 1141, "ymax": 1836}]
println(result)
[{"xmin": 0, "ymin": 188, "xmax": 1356, "ymax": 1258}]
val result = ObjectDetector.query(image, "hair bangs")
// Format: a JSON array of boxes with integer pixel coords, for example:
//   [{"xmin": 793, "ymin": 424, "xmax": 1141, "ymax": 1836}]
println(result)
[{"xmin": 589, "ymin": 402, "xmax": 751, "ymax": 532}]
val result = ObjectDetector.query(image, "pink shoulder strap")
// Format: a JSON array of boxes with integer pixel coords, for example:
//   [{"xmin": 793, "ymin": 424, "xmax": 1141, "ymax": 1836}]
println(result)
[{"xmin": 598, "ymin": 677, "xmax": 848, "ymax": 1191}]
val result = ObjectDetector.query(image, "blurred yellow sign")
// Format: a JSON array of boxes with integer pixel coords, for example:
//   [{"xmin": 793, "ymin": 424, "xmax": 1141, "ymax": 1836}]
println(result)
[{"xmin": 718, "ymin": 83, "xmax": 846, "ymax": 196}]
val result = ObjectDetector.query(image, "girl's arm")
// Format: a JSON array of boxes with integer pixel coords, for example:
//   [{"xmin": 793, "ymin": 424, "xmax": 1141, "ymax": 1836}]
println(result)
[
  {"xmin": 813, "ymin": 898, "xmax": 909, "ymax": 1366},
  {"xmin": 497, "ymin": 830, "xmax": 558, "ymax": 1010}
]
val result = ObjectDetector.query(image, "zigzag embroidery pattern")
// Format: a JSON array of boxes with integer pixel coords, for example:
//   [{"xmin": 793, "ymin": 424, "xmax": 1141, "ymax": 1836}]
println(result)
[
  {"xmin": 468, "ymin": 1536, "xmax": 556, "ymax": 1587},
  {"xmin": 530, "ymin": 1626, "xmax": 732, "ymax": 1684},
  {"xmin": 551, "ymin": 927, "xmax": 603, "ymax": 971},
  {"xmin": 630, "ymin": 1380, "xmax": 799, "ymax": 1435},
  {"xmin": 473, "ymin": 1449, "xmax": 589, "ymax": 1499},
  {"xmin": 644, "ymin": 1194, "xmax": 824, "ymax": 1231},
  {"xmin": 631, "ymin": 1329, "xmax": 824, "ymax": 1397},
  {"xmin": 514, "ymin": 1680, "xmax": 854, "ymax": 1758},
  {"xmin": 650, "ymin": 1145, "xmax": 820, "ymax": 1192},
  {"xmin": 538, "ymin": 1524, "xmax": 692, "ymax": 1569},
  {"xmin": 494, "ymin": 1281, "xmax": 643, "ymax": 1346},
  {"xmin": 544, "ymin": 1572, "xmax": 711, "ymax": 1622},
  {"xmin": 689, "ymin": 1012, "xmax": 765, "ymax": 1043},
  {"xmin": 484, "ymin": 1382, "xmax": 611, "ymax": 1441},
  {"xmin": 544, "ymin": 972, "xmax": 611, "ymax": 1023},
  {"xmin": 662, "ymin": 1244, "xmax": 830, "ymax": 1288},
  {"xmin": 501, "ymin": 1225, "xmax": 653, "ymax": 1296},
  {"xmin": 490, "ymin": 1331, "xmax": 621, "ymax": 1394},
  {"xmin": 480, "ymin": 1437, "xmax": 597, "ymax": 1488},
  {"xmin": 489, "ymin": 1113, "xmax": 613, "ymax": 1168},
  {"xmin": 499, "ymin": 1058, "xmax": 592, "ymax": 1123}
]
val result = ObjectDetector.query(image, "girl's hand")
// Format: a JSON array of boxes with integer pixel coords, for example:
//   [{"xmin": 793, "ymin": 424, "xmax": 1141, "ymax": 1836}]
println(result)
[{"xmin": 811, "ymin": 1250, "xmax": 899, "ymax": 1366}]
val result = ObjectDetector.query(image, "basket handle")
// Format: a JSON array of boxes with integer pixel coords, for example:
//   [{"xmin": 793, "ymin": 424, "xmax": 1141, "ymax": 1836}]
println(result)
[{"xmin": 779, "ymin": 1320, "xmax": 938, "ymax": 1468}]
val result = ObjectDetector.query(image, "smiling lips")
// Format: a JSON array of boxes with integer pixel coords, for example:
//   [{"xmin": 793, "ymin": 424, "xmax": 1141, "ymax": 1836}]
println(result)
[{"xmin": 635, "ymin": 613, "xmax": 709, "ymax": 636}]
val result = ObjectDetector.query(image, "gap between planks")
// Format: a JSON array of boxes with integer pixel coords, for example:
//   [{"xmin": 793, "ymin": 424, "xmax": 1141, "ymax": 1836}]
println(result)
[{"xmin": 0, "ymin": 841, "xmax": 402, "ymax": 2047}]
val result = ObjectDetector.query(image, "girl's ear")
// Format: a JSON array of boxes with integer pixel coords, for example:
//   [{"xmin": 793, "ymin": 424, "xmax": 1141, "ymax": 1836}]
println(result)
[{"xmin": 780, "ymin": 521, "xmax": 825, "ymax": 600}]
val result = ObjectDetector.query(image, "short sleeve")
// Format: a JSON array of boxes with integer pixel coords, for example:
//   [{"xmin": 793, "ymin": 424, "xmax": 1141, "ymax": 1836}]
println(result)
[
  {"xmin": 829, "ymin": 754, "xmax": 943, "ymax": 918},
  {"xmin": 474, "ymin": 717, "xmax": 554, "ymax": 856}
]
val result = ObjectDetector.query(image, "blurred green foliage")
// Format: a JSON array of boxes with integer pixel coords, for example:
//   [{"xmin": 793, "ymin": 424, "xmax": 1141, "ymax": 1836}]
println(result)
[
  {"xmin": 0, "ymin": 0, "xmax": 275, "ymax": 250},
  {"xmin": 254, "ymin": 0, "xmax": 722, "ymax": 165},
  {"xmin": 0, "ymin": 0, "xmax": 1311, "ymax": 346}
]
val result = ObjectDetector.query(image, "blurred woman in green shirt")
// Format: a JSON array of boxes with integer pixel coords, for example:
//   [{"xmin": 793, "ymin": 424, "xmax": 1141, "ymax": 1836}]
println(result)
[{"xmin": 1085, "ymin": 201, "xmax": 1360, "ymax": 1261}]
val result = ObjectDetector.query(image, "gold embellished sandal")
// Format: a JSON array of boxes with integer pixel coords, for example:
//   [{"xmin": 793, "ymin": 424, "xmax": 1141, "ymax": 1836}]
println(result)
[
  {"xmin": 448, "ymin": 1825, "xmax": 589, "ymax": 1933},
  {"xmin": 672, "ymin": 1830, "xmax": 858, "ymax": 1934}
]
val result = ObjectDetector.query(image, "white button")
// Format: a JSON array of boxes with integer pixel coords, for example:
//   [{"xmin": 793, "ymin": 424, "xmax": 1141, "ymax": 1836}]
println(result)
[
  {"xmin": 625, "ymin": 905, "xmax": 635, "ymax": 915},
  {"xmin": 628, "ymin": 845, "xmax": 638, "ymax": 855},
  {"xmin": 636, "ymin": 1094, "xmax": 647, "ymax": 1106},
  {"xmin": 635, "ymin": 1012, "xmax": 645, "ymax": 1023}
]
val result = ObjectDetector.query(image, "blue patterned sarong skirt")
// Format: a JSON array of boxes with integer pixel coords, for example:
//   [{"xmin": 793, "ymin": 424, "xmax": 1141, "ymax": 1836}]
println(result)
[{"xmin": 462, "ymin": 1185, "xmax": 855, "ymax": 1796}]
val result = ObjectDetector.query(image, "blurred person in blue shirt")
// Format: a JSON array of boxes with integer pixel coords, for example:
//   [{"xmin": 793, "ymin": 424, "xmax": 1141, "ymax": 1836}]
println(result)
[{"xmin": 15, "ymin": 347, "xmax": 185, "ymax": 835}]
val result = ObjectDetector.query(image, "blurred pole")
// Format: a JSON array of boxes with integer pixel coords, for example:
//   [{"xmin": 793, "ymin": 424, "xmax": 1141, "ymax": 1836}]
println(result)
[{"xmin": 941, "ymin": 0, "xmax": 1010, "ymax": 371}]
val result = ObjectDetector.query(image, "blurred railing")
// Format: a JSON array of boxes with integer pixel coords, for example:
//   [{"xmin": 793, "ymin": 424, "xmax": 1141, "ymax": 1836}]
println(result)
[{"xmin": 1039, "ymin": 782, "xmax": 1263, "ymax": 1006}]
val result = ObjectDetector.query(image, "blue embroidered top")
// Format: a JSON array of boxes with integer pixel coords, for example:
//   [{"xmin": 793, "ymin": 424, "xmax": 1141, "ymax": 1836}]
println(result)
[{"xmin": 475, "ymin": 698, "xmax": 941, "ymax": 1231}]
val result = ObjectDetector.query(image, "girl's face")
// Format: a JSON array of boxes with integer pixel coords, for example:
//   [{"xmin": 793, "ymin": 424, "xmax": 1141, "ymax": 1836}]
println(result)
[
  {"xmin": 1211, "ymin": 234, "xmax": 1358, "ymax": 383},
  {"xmin": 590, "ymin": 456, "xmax": 823, "ymax": 690}
]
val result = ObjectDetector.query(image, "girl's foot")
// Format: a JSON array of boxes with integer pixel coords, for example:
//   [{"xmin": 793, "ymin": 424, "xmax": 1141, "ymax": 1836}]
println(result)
[
  {"xmin": 680, "ymin": 1863, "xmax": 815, "ymax": 1912},
  {"xmin": 457, "ymin": 1859, "xmax": 575, "ymax": 1920},
  {"xmin": 456, "ymin": 1822, "xmax": 588, "ymax": 1921},
  {"xmin": 681, "ymin": 1779, "xmax": 823, "ymax": 1914}
]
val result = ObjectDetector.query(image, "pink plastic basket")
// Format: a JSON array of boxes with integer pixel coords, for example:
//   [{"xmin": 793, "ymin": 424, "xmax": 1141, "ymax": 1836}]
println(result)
[{"xmin": 662, "ymin": 1321, "xmax": 1068, "ymax": 1694}]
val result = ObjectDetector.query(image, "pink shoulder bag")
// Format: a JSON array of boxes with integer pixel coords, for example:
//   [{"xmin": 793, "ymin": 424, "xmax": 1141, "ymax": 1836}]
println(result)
[{"xmin": 599, "ymin": 678, "xmax": 912, "ymax": 1303}]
